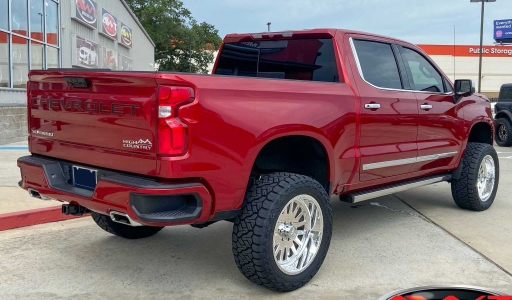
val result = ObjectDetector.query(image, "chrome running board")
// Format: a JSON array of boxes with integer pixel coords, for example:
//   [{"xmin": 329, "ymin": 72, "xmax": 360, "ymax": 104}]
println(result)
[{"xmin": 340, "ymin": 174, "xmax": 452, "ymax": 203}]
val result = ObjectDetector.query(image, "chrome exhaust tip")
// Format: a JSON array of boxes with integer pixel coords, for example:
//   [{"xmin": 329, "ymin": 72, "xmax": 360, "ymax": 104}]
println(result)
[
  {"xmin": 109, "ymin": 211, "xmax": 143, "ymax": 227},
  {"xmin": 28, "ymin": 188, "xmax": 51, "ymax": 200}
]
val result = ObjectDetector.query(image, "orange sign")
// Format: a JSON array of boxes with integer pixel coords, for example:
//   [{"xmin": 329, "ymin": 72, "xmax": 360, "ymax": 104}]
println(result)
[{"xmin": 418, "ymin": 44, "xmax": 512, "ymax": 57}]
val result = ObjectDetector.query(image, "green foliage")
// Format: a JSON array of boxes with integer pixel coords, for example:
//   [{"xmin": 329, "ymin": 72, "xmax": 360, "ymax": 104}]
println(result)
[{"xmin": 125, "ymin": 0, "xmax": 222, "ymax": 73}]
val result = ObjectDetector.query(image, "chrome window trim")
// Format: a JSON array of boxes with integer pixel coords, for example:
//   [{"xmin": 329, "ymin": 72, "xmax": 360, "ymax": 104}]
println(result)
[
  {"xmin": 349, "ymin": 37, "xmax": 453, "ymax": 96},
  {"xmin": 363, "ymin": 151, "xmax": 458, "ymax": 171}
]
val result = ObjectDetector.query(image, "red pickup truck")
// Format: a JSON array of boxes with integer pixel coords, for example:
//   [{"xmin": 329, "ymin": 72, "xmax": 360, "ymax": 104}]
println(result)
[{"xmin": 18, "ymin": 29, "xmax": 498, "ymax": 292}]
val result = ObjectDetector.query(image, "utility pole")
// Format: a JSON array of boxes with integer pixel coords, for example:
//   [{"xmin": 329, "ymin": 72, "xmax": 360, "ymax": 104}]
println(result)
[
  {"xmin": 478, "ymin": 0, "xmax": 485, "ymax": 93},
  {"xmin": 453, "ymin": 25, "xmax": 456, "ymax": 80},
  {"xmin": 471, "ymin": 0, "xmax": 497, "ymax": 93},
  {"xmin": 267, "ymin": 22, "xmax": 271, "ymax": 32}
]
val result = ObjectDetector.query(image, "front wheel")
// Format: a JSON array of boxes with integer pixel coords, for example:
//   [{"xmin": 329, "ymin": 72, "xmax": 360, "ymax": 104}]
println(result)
[
  {"xmin": 232, "ymin": 173, "xmax": 332, "ymax": 292},
  {"xmin": 451, "ymin": 142, "xmax": 499, "ymax": 211}
]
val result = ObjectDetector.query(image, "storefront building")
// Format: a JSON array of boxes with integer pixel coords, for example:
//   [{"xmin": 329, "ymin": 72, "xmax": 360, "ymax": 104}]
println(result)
[
  {"xmin": 0, "ymin": 0, "xmax": 155, "ymax": 104},
  {"xmin": 418, "ymin": 44, "xmax": 512, "ymax": 98},
  {"xmin": 0, "ymin": 0, "xmax": 155, "ymax": 144}
]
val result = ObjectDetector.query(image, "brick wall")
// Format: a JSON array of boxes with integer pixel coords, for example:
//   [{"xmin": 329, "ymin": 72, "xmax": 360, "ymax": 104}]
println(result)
[{"xmin": 0, "ymin": 105, "xmax": 28, "ymax": 145}]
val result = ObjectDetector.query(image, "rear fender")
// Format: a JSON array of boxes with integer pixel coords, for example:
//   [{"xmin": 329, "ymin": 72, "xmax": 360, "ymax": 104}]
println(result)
[{"xmin": 244, "ymin": 125, "xmax": 335, "ymax": 189}]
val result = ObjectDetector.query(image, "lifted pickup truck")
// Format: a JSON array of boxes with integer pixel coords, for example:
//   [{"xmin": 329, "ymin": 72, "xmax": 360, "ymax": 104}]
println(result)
[
  {"xmin": 18, "ymin": 29, "xmax": 498, "ymax": 292},
  {"xmin": 494, "ymin": 83, "xmax": 512, "ymax": 146}
]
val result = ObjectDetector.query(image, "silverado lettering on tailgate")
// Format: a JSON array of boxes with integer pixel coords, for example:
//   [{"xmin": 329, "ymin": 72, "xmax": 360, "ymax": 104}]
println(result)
[{"xmin": 30, "ymin": 98, "xmax": 141, "ymax": 116}]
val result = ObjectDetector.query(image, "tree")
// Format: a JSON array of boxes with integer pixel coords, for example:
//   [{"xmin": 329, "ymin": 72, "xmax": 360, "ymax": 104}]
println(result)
[{"xmin": 125, "ymin": 0, "xmax": 222, "ymax": 73}]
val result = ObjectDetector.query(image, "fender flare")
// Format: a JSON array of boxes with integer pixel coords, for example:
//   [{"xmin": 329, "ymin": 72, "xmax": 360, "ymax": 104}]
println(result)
[
  {"xmin": 495, "ymin": 110, "xmax": 512, "ymax": 123},
  {"xmin": 243, "ymin": 125, "xmax": 336, "ymax": 190},
  {"xmin": 456, "ymin": 119, "xmax": 494, "ymax": 169}
]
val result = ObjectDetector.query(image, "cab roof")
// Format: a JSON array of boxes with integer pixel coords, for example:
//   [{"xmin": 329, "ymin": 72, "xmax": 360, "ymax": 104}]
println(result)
[{"xmin": 223, "ymin": 28, "xmax": 412, "ymax": 45}]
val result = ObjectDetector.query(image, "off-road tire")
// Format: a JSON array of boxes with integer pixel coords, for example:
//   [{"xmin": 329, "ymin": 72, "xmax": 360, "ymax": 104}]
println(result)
[
  {"xmin": 232, "ymin": 172, "xmax": 332, "ymax": 292},
  {"xmin": 495, "ymin": 118, "xmax": 512, "ymax": 147},
  {"xmin": 451, "ymin": 142, "xmax": 499, "ymax": 211},
  {"xmin": 91, "ymin": 212, "xmax": 164, "ymax": 239}
]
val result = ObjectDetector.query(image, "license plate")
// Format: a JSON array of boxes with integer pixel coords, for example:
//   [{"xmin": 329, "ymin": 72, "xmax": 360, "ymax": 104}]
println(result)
[{"xmin": 72, "ymin": 166, "xmax": 98, "ymax": 191}]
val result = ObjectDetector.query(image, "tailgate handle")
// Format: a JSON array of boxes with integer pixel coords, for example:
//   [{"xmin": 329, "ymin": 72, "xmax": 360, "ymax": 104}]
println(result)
[{"xmin": 65, "ymin": 77, "xmax": 90, "ymax": 88}]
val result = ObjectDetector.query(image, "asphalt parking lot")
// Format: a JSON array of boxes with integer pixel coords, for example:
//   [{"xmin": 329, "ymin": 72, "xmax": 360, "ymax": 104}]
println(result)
[{"xmin": 1, "ymin": 145, "xmax": 512, "ymax": 300}]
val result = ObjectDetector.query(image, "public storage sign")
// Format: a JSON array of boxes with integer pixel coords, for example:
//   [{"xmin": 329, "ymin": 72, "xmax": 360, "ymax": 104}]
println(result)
[
  {"xmin": 494, "ymin": 19, "xmax": 512, "ymax": 42},
  {"xmin": 418, "ymin": 45, "xmax": 512, "ymax": 57}
]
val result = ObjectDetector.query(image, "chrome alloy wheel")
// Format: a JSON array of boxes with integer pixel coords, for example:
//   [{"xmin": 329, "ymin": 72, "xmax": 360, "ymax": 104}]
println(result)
[
  {"xmin": 499, "ymin": 124, "xmax": 508, "ymax": 141},
  {"xmin": 273, "ymin": 194, "xmax": 324, "ymax": 275},
  {"xmin": 477, "ymin": 155, "xmax": 496, "ymax": 202}
]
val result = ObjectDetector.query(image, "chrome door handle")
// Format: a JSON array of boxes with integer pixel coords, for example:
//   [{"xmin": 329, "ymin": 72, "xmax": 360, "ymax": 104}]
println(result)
[
  {"xmin": 364, "ymin": 103, "xmax": 381, "ymax": 109},
  {"xmin": 420, "ymin": 104, "xmax": 433, "ymax": 110}
]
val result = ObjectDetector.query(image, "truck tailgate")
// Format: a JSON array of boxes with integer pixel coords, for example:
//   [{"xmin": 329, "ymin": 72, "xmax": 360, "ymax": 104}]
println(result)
[{"xmin": 27, "ymin": 70, "xmax": 159, "ymax": 175}]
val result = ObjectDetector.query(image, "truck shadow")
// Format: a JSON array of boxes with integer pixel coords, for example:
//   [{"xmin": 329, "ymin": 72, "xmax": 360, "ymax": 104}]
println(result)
[{"xmin": 74, "ymin": 192, "xmax": 457, "ymax": 295}]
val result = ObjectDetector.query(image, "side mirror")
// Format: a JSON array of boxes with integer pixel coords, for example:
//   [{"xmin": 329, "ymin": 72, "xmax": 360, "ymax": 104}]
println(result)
[{"xmin": 454, "ymin": 79, "xmax": 475, "ymax": 97}]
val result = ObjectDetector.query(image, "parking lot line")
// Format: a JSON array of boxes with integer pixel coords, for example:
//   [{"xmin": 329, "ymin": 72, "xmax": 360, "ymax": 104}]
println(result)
[{"xmin": 0, "ymin": 146, "xmax": 29, "ymax": 150}]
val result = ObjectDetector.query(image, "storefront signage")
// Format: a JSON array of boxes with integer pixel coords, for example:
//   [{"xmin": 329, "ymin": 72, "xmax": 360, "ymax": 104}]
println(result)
[
  {"xmin": 101, "ymin": 9, "xmax": 117, "ymax": 40},
  {"xmin": 73, "ymin": 35, "xmax": 99, "ymax": 68},
  {"xmin": 418, "ymin": 45, "xmax": 512, "ymax": 57},
  {"xmin": 120, "ymin": 23, "xmax": 132, "ymax": 48},
  {"xmin": 468, "ymin": 47, "xmax": 512, "ymax": 56},
  {"xmin": 74, "ymin": 0, "xmax": 98, "ymax": 29},
  {"xmin": 494, "ymin": 19, "xmax": 512, "ymax": 42}
]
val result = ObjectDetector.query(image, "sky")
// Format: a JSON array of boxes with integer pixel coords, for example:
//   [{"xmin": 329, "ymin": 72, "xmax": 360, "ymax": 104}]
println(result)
[{"xmin": 183, "ymin": 0, "xmax": 512, "ymax": 45}]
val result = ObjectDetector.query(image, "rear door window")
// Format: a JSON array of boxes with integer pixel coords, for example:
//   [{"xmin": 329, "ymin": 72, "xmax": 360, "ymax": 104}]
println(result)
[
  {"xmin": 352, "ymin": 39, "xmax": 403, "ymax": 90},
  {"xmin": 214, "ymin": 38, "xmax": 340, "ymax": 83}
]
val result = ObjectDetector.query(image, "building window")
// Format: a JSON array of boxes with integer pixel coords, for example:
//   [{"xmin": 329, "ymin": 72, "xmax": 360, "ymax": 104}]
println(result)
[
  {"xmin": 0, "ymin": 0, "xmax": 8, "ymax": 31},
  {"xmin": 0, "ymin": 31, "xmax": 8, "ymax": 87},
  {"xmin": 0, "ymin": 0, "xmax": 60, "ymax": 89}
]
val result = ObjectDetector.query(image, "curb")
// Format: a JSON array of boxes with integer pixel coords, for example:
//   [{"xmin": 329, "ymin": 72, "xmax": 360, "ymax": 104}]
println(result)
[{"xmin": 0, "ymin": 207, "xmax": 88, "ymax": 231}]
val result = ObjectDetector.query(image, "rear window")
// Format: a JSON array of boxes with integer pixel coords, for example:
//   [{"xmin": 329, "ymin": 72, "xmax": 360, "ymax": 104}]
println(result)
[
  {"xmin": 352, "ymin": 39, "xmax": 402, "ymax": 90},
  {"xmin": 500, "ymin": 86, "xmax": 512, "ymax": 100},
  {"xmin": 214, "ymin": 39, "xmax": 340, "ymax": 83}
]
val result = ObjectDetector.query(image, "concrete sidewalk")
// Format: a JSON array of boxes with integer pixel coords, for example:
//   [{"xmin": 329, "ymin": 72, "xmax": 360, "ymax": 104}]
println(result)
[
  {"xmin": 0, "ymin": 141, "xmax": 29, "ymax": 187},
  {"xmin": 0, "ymin": 187, "xmax": 61, "ymax": 214},
  {"xmin": 0, "ymin": 142, "xmax": 83, "ymax": 230},
  {"xmin": 1, "ymin": 196, "xmax": 512, "ymax": 300},
  {"xmin": 398, "ymin": 145, "xmax": 512, "ymax": 276}
]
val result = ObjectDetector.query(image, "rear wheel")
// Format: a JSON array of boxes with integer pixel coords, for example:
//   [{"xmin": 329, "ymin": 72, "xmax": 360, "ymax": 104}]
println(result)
[
  {"xmin": 495, "ymin": 118, "xmax": 512, "ymax": 147},
  {"xmin": 232, "ymin": 172, "xmax": 332, "ymax": 292},
  {"xmin": 91, "ymin": 212, "xmax": 164, "ymax": 239},
  {"xmin": 451, "ymin": 142, "xmax": 499, "ymax": 211}
]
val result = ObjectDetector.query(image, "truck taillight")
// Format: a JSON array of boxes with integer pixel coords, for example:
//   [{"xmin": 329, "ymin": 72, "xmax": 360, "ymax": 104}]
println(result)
[{"xmin": 157, "ymin": 86, "xmax": 194, "ymax": 156}]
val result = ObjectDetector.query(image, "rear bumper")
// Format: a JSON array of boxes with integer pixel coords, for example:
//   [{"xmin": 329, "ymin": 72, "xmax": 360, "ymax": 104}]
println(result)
[{"xmin": 17, "ymin": 155, "xmax": 221, "ymax": 227}]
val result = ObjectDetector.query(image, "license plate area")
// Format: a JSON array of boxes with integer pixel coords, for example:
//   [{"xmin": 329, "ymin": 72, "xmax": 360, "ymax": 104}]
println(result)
[{"xmin": 72, "ymin": 166, "xmax": 98, "ymax": 191}]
